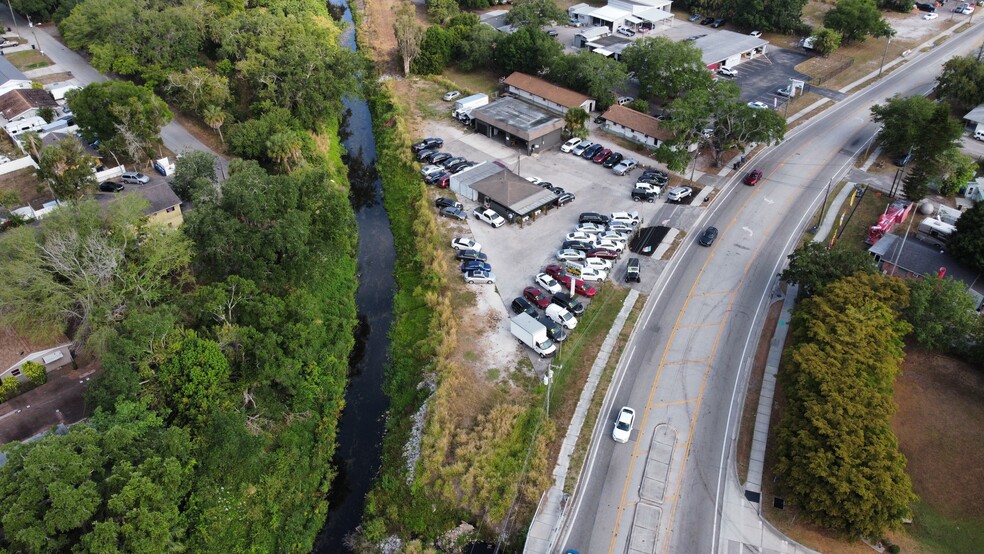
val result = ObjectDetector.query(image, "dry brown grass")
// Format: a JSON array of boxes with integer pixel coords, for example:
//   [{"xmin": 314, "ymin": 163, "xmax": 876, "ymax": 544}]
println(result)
[
  {"xmin": 31, "ymin": 72, "xmax": 73, "ymax": 86},
  {"xmin": 0, "ymin": 167, "xmax": 49, "ymax": 208}
]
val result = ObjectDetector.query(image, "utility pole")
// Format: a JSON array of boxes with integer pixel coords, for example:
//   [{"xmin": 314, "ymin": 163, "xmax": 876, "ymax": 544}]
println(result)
[{"xmin": 879, "ymin": 36, "xmax": 893, "ymax": 77}]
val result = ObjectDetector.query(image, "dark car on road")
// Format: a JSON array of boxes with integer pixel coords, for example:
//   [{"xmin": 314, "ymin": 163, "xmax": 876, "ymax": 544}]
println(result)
[
  {"xmin": 698, "ymin": 226, "xmax": 719, "ymax": 246},
  {"xmin": 743, "ymin": 169, "xmax": 763, "ymax": 186},
  {"xmin": 435, "ymin": 197, "xmax": 462, "ymax": 210},
  {"xmin": 602, "ymin": 152, "xmax": 624, "ymax": 168},
  {"xmin": 524, "ymin": 286, "xmax": 551, "ymax": 309},
  {"xmin": 455, "ymin": 249, "xmax": 487, "ymax": 262},
  {"xmin": 551, "ymin": 292, "xmax": 585, "ymax": 315},
  {"xmin": 440, "ymin": 206, "xmax": 467, "ymax": 220},
  {"xmin": 412, "ymin": 137, "xmax": 443, "ymax": 152},
  {"xmin": 99, "ymin": 181, "xmax": 124, "ymax": 193}
]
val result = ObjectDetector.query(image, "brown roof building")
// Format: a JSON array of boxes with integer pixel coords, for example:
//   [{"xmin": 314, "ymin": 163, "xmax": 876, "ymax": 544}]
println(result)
[
  {"xmin": 503, "ymin": 72, "xmax": 595, "ymax": 114},
  {"xmin": 599, "ymin": 104, "xmax": 673, "ymax": 147},
  {"xmin": 0, "ymin": 88, "xmax": 58, "ymax": 122}
]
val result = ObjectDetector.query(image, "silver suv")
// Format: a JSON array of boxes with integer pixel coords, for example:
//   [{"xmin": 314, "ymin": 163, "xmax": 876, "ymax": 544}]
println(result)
[
  {"xmin": 121, "ymin": 172, "xmax": 150, "ymax": 185},
  {"xmin": 666, "ymin": 186, "xmax": 693, "ymax": 202}
]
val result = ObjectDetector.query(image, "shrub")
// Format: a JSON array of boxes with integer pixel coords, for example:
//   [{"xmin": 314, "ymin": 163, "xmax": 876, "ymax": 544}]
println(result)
[
  {"xmin": 21, "ymin": 361, "xmax": 47, "ymax": 385},
  {"xmin": 0, "ymin": 376, "xmax": 21, "ymax": 402}
]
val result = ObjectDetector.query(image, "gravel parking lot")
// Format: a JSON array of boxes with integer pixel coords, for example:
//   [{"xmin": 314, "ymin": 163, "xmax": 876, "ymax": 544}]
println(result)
[{"xmin": 425, "ymin": 120, "xmax": 711, "ymax": 325}]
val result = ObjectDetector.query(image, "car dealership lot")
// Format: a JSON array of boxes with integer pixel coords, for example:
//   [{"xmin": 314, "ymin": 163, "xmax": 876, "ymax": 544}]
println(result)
[{"xmin": 426, "ymin": 121, "xmax": 709, "ymax": 318}]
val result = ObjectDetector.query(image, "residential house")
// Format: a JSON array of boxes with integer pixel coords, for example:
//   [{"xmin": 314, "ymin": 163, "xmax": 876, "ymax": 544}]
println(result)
[
  {"xmin": 0, "ymin": 57, "xmax": 31, "ymax": 98},
  {"xmin": 502, "ymin": 72, "xmax": 596, "ymax": 115},
  {"xmin": 599, "ymin": 104, "xmax": 672, "ymax": 147},
  {"xmin": 0, "ymin": 326, "xmax": 73, "ymax": 384},
  {"xmin": 136, "ymin": 182, "xmax": 184, "ymax": 228},
  {"xmin": 0, "ymin": 88, "xmax": 58, "ymax": 123}
]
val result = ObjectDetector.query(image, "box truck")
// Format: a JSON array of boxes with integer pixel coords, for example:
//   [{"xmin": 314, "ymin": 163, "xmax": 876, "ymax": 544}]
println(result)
[
  {"xmin": 452, "ymin": 93, "xmax": 489, "ymax": 120},
  {"xmin": 510, "ymin": 312, "xmax": 557, "ymax": 357}
]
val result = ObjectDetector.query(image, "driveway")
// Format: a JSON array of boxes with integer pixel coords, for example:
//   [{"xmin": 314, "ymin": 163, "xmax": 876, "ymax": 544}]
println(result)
[{"xmin": 0, "ymin": 13, "xmax": 229, "ymax": 180}]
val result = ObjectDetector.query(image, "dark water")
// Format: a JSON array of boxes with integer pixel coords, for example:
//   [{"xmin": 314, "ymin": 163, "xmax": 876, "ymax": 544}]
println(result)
[{"xmin": 313, "ymin": 1, "xmax": 396, "ymax": 550}]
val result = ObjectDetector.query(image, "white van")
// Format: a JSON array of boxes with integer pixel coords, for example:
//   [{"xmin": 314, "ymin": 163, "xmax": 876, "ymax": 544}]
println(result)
[
  {"xmin": 546, "ymin": 304, "xmax": 577, "ymax": 330},
  {"xmin": 974, "ymin": 129, "xmax": 984, "ymax": 141}
]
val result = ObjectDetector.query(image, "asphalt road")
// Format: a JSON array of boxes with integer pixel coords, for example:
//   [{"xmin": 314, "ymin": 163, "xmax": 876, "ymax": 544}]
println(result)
[{"xmin": 559, "ymin": 21, "xmax": 984, "ymax": 554}]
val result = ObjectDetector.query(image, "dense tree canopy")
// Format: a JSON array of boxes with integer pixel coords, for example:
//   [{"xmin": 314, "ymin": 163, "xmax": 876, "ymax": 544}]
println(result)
[
  {"xmin": 37, "ymin": 137, "xmax": 98, "ymax": 201},
  {"xmin": 776, "ymin": 273, "xmax": 915, "ymax": 539},
  {"xmin": 935, "ymin": 55, "xmax": 984, "ymax": 114},
  {"xmin": 505, "ymin": 0, "xmax": 566, "ymax": 28},
  {"xmin": 904, "ymin": 276, "xmax": 979, "ymax": 353},
  {"xmin": 823, "ymin": 0, "xmax": 893, "ymax": 43},
  {"xmin": 811, "ymin": 27, "xmax": 843, "ymax": 57},
  {"xmin": 948, "ymin": 200, "xmax": 984, "ymax": 273},
  {"xmin": 550, "ymin": 51, "xmax": 628, "ymax": 110},
  {"xmin": 781, "ymin": 241, "xmax": 877, "ymax": 297},
  {"xmin": 493, "ymin": 26, "xmax": 563, "ymax": 75},
  {"xmin": 623, "ymin": 36, "xmax": 710, "ymax": 101},
  {"xmin": 871, "ymin": 94, "xmax": 938, "ymax": 156}
]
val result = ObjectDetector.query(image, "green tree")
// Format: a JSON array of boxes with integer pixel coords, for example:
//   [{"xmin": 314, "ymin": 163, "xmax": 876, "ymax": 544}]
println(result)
[
  {"xmin": 902, "ymin": 163, "xmax": 931, "ymax": 202},
  {"xmin": 776, "ymin": 273, "xmax": 915, "ymax": 539},
  {"xmin": 394, "ymin": 2, "xmax": 424, "ymax": 76},
  {"xmin": 154, "ymin": 330, "xmax": 231, "ymax": 428},
  {"xmin": 730, "ymin": 0, "xmax": 809, "ymax": 33},
  {"xmin": 935, "ymin": 55, "xmax": 984, "ymax": 114},
  {"xmin": 824, "ymin": 0, "xmax": 892, "ymax": 43},
  {"xmin": 0, "ymin": 376, "xmax": 21, "ymax": 401},
  {"xmin": 11, "ymin": 0, "xmax": 58, "ymax": 21},
  {"xmin": 66, "ymin": 81, "xmax": 173, "ymax": 160},
  {"xmin": 426, "ymin": 0, "xmax": 459, "ymax": 24},
  {"xmin": 411, "ymin": 26, "xmax": 454, "ymax": 75},
  {"xmin": 563, "ymin": 107, "xmax": 588, "ymax": 139},
  {"xmin": 623, "ymin": 36, "xmax": 711, "ymax": 101},
  {"xmin": 549, "ymin": 51, "xmax": 628, "ymax": 110},
  {"xmin": 811, "ymin": 26, "xmax": 843, "ymax": 57},
  {"xmin": 170, "ymin": 151, "xmax": 217, "ymax": 203},
  {"xmin": 202, "ymin": 105, "xmax": 227, "ymax": 145},
  {"xmin": 904, "ymin": 276, "xmax": 978, "ymax": 352},
  {"xmin": 19, "ymin": 130, "xmax": 43, "ymax": 161},
  {"xmin": 934, "ymin": 149, "xmax": 976, "ymax": 197},
  {"xmin": 37, "ymin": 137, "xmax": 98, "ymax": 201},
  {"xmin": 493, "ymin": 26, "xmax": 562, "ymax": 75},
  {"xmin": 266, "ymin": 131, "xmax": 305, "ymax": 173},
  {"xmin": 20, "ymin": 361, "xmax": 47, "ymax": 385},
  {"xmin": 165, "ymin": 67, "xmax": 231, "ymax": 116},
  {"xmin": 505, "ymin": 0, "xmax": 566, "ymax": 28},
  {"xmin": 781, "ymin": 241, "xmax": 877, "ymax": 297},
  {"xmin": 456, "ymin": 24, "xmax": 498, "ymax": 71},
  {"xmin": 36, "ymin": 106, "xmax": 55, "ymax": 123},
  {"xmin": 871, "ymin": 94, "xmax": 937, "ymax": 156},
  {"xmin": 948, "ymin": 200, "xmax": 984, "ymax": 272}
]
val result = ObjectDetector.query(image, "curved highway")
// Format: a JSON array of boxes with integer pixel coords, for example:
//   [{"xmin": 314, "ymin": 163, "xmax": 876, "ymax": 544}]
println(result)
[{"xmin": 558, "ymin": 21, "xmax": 984, "ymax": 554}]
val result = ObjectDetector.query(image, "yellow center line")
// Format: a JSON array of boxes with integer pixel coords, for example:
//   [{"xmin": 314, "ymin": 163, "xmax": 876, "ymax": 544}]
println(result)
[
  {"xmin": 661, "ymin": 357, "xmax": 711, "ymax": 367},
  {"xmin": 677, "ymin": 320, "xmax": 727, "ymax": 330},
  {"xmin": 649, "ymin": 398, "xmax": 699, "ymax": 408}
]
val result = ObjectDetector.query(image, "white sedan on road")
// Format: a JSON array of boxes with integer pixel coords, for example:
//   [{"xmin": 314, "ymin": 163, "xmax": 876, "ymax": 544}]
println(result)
[
  {"xmin": 612, "ymin": 407, "xmax": 635, "ymax": 443},
  {"xmin": 473, "ymin": 208, "xmax": 506, "ymax": 228}
]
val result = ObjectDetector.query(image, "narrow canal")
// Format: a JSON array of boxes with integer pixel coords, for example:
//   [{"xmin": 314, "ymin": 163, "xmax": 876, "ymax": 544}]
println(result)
[{"xmin": 314, "ymin": 0, "xmax": 395, "ymax": 549}]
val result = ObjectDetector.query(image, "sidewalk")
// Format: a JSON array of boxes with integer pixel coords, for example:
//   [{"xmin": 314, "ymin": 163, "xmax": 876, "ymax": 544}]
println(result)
[{"xmin": 524, "ymin": 289, "xmax": 640, "ymax": 554}]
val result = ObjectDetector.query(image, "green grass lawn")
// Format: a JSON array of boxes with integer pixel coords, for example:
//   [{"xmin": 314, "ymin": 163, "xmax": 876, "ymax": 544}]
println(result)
[
  {"xmin": 6, "ymin": 50, "xmax": 52, "ymax": 71},
  {"xmin": 826, "ymin": 186, "xmax": 893, "ymax": 253},
  {"xmin": 909, "ymin": 500, "xmax": 984, "ymax": 553}
]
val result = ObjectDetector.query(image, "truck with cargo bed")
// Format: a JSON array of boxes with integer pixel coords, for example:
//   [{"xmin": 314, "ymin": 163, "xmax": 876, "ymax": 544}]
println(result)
[
  {"xmin": 452, "ymin": 93, "xmax": 490, "ymax": 120},
  {"xmin": 510, "ymin": 312, "xmax": 556, "ymax": 357}
]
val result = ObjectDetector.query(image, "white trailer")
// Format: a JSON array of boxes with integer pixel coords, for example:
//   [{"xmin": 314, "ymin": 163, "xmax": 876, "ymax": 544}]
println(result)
[
  {"xmin": 452, "ymin": 93, "xmax": 489, "ymax": 119},
  {"xmin": 510, "ymin": 313, "xmax": 556, "ymax": 358}
]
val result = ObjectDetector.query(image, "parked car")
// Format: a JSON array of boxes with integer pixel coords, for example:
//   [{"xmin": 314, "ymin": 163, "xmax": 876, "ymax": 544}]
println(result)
[
  {"xmin": 544, "ymin": 263, "xmax": 566, "ymax": 280},
  {"xmin": 556, "ymin": 193, "xmax": 576, "ymax": 206},
  {"xmin": 698, "ymin": 226, "xmax": 719, "ymax": 246},
  {"xmin": 546, "ymin": 303, "xmax": 578, "ymax": 330},
  {"xmin": 556, "ymin": 274, "xmax": 597, "ymax": 297},
  {"xmin": 688, "ymin": 13, "xmax": 702, "ymax": 22},
  {"xmin": 625, "ymin": 258, "xmax": 641, "ymax": 282},
  {"xmin": 561, "ymin": 137, "xmax": 582, "ymax": 153},
  {"xmin": 552, "ymin": 292, "xmax": 585, "ymax": 315},
  {"xmin": 666, "ymin": 186, "xmax": 693, "ymax": 202},
  {"xmin": 602, "ymin": 152, "xmax": 624, "ymax": 168},
  {"xmin": 700, "ymin": 16, "xmax": 714, "ymax": 25},
  {"xmin": 749, "ymin": 30, "xmax": 762, "ymax": 38},
  {"xmin": 775, "ymin": 86, "xmax": 792, "ymax": 97},
  {"xmin": 523, "ymin": 287, "xmax": 551, "ymax": 309},
  {"xmin": 460, "ymin": 260, "xmax": 492, "ymax": 273},
  {"xmin": 440, "ymin": 156, "xmax": 466, "ymax": 169},
  {"xmin": 525, "ymin": 176, "xmax": 543, "ymax": 185},
  {"xmin": 412, "ymin": 137, "xmax": 443, "ymax": 152},
  {"xmin": 718, "ymin": 67, "xmax": 737, "ymax": 77},
  {"xmin": 562, "ymin": 240, "xmax": 594, "ymax": 252},
  {"xmin": 448, "ymin": 160, "xmax": 473, "ymax": 174},
  {"xmin": 474, "ymin": 208, "xmax": 506, "ymax": 227},
  {"xmin": 416, "ymin": 148, "xmax": 437, "ymax": 162},
  {"xmin": 616, "ymin": 26, "xmax": 635, "ymax": 37},
  {"xmin": 424, "ymin": 170, "xmax": 450, "ymax": 185},
  {"xmin": 577, "ymin": 267, "xmax": 608, "ymax": 282},
  {"xmin": 747, "ymin": 101, "xmax": 769, "ymax": 109},
  {"xmin": 451, "ymin": 237, "xmax": 480, "ymax": 251},
  {"xmin": 535, "ymin": 272, "xmax": 562, "ymax": 294},
  {"xmin": 924, "ymin": 12, "xmax": 939, "ymax": 19},
  {"xmin": 430, "ymin": 152, "xmax": 454, "ymax": 165},
  {"xmin": 612, "ymin": 159, "xmax": 638, "ymax": 175},
  {"xmin": 456, "ymin": 249, "xmax": 488, "ymax": 262},
  {"xmin": 617, "ymin": 96, "xmax": 634, "ymax": 106},
  {"xmin": 440, "ymin": 206, "xmax": 467, "ymax": 220},
  {"xmin": 711, "ymin": 18, "xmax": 726, "ymax": 28},
  {"xmin": 464, "ymin": 270, "xmax": 496, "ymax": 284},
  {"xmin": 538, "ymin": 315, "xmax": 568, "ymax": 342},
  {"xmin": 421, "ymin": 164, "xmax": 444, "ymax": 178},
  {"xmin": 443, "ymin": 90, "xmax": 461, "ymax": 101},
  {"xmin": 610, "ymin": 211, "xmax": 640, "ymax": 226},
  {"xmin": 99, "ymin": 181, "xmax": 124, "ymax": 193},
  {"xmin": 606, "ymin": 222, "xmax": 634, "ymax": 234},
  {"xmin": 579, "ymin": 212, "xmax": 610, "ymax": 224},
  {"xmin": 575, "ymin": 222, "xmax": 606, "ymax": 234},
  {"xmin": 586, "ymin": 248, "xmax": 618, "ymax": 260},
  {"xmin": 632, "ymin": 189, "xmax": 659, "ymax": 203},
  {"xmin": 436, "ymin": 197, "xmax": 462, "ymax": 210},
  {"xmin": 578, "ymin": 143, "xmax": 601, "ymax": 159},
  {"xmin": 511, "ymin": 296, "xmax": 538, "ymax": 317},
  {"xmin": 592, "ymin": 148, "xmax": 613, "ymax": 164},
  {"xmin": 582, "ymin": 258, "xmax": 613, "ymax": 274},
  {"xmin": 594, "ymin": 234, "xmax": 626, "ymax": 250},
  {"xmin": 916, "ymin": 2, "xmax": 936, "ymax": 12},
  {"xmin": 547, "ymin": 29, "xmax": 559, "ymax": 37},
  {"xmin": 557, "ymin": 249, "xmax": 587, "ymax": 262},
  {"xmin": 894, "ymin": 152, "xmax": 913, "ymax": 167},
  {"xmin": 571, "ymin": 141, "xmax": 593, "ymax": 156},
  {"xmin": 743, "ymin": 169, "xmax": 763, "ymax": 186},
  {"xmin": 612, "ymin": 407, "xmax": 635, "ymax": 443},
  {"xmin": 121, "ymin": 172, "xmax": 150, "ymax": 185},
  {"xmin": 594, "ymin": 239, "xmax": 623, "ymax": 253},
  {"xmin": 565, "ymin": 231, "xmax": 598, "ymax": 245}
]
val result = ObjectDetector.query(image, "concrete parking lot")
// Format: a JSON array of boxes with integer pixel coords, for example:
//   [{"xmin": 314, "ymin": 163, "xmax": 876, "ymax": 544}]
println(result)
[{"xmin": 424, "ymin": 120, "xmax": 711, "ymax": 320}]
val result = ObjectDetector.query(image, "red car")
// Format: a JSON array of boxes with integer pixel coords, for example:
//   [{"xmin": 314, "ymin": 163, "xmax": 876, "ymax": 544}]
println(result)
[
  {"xmin": 556, "ymin": 274, "xmax": 597, "ymax": 297},
  {"xmin": 586, "ymin": 248, "xmax": 618, "ymax": 260},
  {"xmin": 545, "ymin": 263, "xmax": 565, "ymax": 280},
  {"xmin": 743, "ymin": 169, "xmax": 762, "ymax": 186},
  {"xmin": 592, "ymin": 148, "xmax": 613, "ymax": 164},
  {"xmin": 523, "ymin": 286, "xmax": 551, "ymax": 309}
]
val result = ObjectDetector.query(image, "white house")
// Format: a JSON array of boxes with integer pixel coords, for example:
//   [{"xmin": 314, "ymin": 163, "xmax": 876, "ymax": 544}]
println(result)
[
  {"xmin": 599, "ymin": 104, "xmax": 672, "ymax": 147},
  {"xmin": 0, "ymin": 57, "xmax": 31, "ymax": 98},
  {"xmin": 502, "ymin": 72, "xmax": 596, "ymax": 114}
]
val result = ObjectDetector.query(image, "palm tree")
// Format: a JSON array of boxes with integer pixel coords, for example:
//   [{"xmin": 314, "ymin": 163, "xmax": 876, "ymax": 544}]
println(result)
[
  {"xmin": 266, "ymin": 131, "xmax": 304, "ymax": 173},
  {"xmin": 20, "ymin": 131, "xmax": 43, "ymax": 161},
  {"xmin": 203, "ymin": 105, "xmax": 226, "ymax": 145}
]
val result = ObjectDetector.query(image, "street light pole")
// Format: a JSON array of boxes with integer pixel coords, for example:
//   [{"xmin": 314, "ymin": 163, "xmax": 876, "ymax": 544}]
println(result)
[
  {"xmin": 4, "ymin": 0, "xmax": 16, "ymax": 38},
  {"xmin": 879, "ymin": 36, "xmax": 892, "ymax": 77},
  {"xmin": 26, "ymin": 15, "xmax": 41, "ymax": 55}
]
